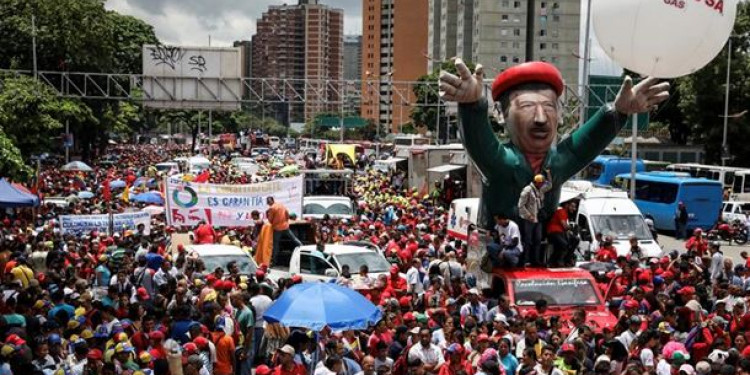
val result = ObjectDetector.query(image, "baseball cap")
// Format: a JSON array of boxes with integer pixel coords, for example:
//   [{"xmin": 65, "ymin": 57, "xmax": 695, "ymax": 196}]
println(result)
[
  {"xmin": 560, "ymin": 343, "xmax": 576, "ymax": 353},
  {"xmin": 477, "ymin": 334, "xmax": 490, "ymax": 343},
  {"xmin": 256, "ymin": 365, "xmax": 273, "ymax": 375},
  {"xmin": 279, "ymin": 344, "xmax": 295, "ymax": 356},
  {"xmin": 494, "ymin": 314, "xmax": 508, "ymax": 325}
]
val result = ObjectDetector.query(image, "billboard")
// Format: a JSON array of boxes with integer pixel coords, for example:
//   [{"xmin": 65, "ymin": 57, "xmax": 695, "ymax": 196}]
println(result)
[
  {"xmin": 141, "ymin": 45, "xmax": 242, "ymax": 110},
  {"xmin": 60, "ymin": 212, "xmax": 151, "ymax": 236},
  {"xmin": 165, "ymin": 176, "xmax": 304, "ymax": 227}
]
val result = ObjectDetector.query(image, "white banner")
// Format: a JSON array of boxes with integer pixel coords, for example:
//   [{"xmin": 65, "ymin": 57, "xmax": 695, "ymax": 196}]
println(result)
[
  {"xmin": 165, "ymin": 175, "xmax": 304, "ymax": 227},
  {"xmin": 60, "ymin": 212, "xmax": 151, "ymax": 236}
]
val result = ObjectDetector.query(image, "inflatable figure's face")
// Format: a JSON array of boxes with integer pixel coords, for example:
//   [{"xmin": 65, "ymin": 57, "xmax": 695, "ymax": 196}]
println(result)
[{"xmin": 506, "ymin": 88, "xmax": 559, "ymax": 155}]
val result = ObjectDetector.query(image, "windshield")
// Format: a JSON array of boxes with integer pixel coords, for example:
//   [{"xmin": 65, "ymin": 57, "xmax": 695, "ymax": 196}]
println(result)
[
  {"xmin": 334, "ymin": 252, "xmax": 391, "ymax": 273},
  {"xmin": 513, "ymin": 278, "xmax": 601, "ymax": 306},
  {"xmin": 580, "ymin": 162, "xmax": 603, "ymax": 181},
  {"xmin": 304, "ymin": 203, "xmax": 353, "ymax": 216},
  {"xmin": 591, "ymin": 214, "xmax": 652, "ymax": 241},
  {"xmin": 201, "ymin": 254, "xmax": 257, "ymax": 275}
]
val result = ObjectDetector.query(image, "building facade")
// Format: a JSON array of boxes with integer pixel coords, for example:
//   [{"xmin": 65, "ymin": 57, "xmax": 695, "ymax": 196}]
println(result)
[
  {"xmin": 251, "ymin": 0, "xmax": 343, "ymax": 122},
  {"xmin": 343, "ymin": 35, "xmax": 362, "ymax": 81},
  {"xmin": 431, "ymin": 0, "xmax": 580, "ymax": 88},
  {"xmin": 362, "ymin": 0, "xmax": 429, "ymax": 134}
]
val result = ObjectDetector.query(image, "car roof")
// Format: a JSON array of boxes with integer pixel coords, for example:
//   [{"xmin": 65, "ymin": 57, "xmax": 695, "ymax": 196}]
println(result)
[
  {"xmin": 187, "ymin": 244, "xmax": 248, "ymax": 256},
  {"xmin": 298, "ymin": 244, "xmax": 374, "ymax": 255},
  {"xmin": 303, "ymin": 196, "xmax": 352, "ymax": 202},
  {"xmin": 495, "ymin": 267, "xmax": 595, "ymax": 280}
]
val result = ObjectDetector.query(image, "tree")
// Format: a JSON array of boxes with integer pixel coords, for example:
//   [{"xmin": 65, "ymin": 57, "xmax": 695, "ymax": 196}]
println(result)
[
  {"xmin": 676, "ymin": 1, "xmax": 750, "ymax": 165},
  {"xmin": 0, "ymin": 75, "xmax": 96, "ymax": 158},
  {"xmin": 411, "ymin": 61, "xmax": 476, "ymax": 132},
  {"xmin": 0, "ymin": 128, "xmax": 31, "ymax": 179}
]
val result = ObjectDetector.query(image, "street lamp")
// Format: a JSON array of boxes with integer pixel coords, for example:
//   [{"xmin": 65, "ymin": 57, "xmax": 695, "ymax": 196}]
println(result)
[{"xmin": 722, "ymin": 36, "xmax": 733, "ymax": 166}]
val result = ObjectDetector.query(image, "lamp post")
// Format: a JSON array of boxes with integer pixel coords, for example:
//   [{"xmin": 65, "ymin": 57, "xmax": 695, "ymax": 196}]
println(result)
[{"xmin": 722, "ymin": 37, "xmax": 732, "ymax": 166}]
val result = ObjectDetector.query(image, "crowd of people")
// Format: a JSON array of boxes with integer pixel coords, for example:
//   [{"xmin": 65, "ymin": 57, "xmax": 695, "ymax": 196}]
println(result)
[{"xmin": 0, "ymin": 142, "xmax": 747, "ymax": 375}]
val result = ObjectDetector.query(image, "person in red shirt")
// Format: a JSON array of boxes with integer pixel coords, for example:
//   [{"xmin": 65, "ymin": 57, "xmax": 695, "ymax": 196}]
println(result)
[
  {"xmin": 547, "ymin": 200, "xmax": 575, "ymax": 267},
  {"xmin": 387, "ymin": 265, "xmax": 407, "ymax": 296},
  {"xmin": 684, "ymin": 228, "xmax": 708, "ymax": 256},
  {"xmin": 274, "ymin": 345, "xmax": 306, "ymax": 375},
  {"xmin": 194, "ymin": 220, "xmax": 217, "ymax": 244},
  {"xmin": 148, "ymin": 330, "xmax": 167, "ymax": 360},
  {"xmin": 439, "ymin": 343, "xmax": 472, "ymax": 375},
  {"xmin": 595, "ymin": 236, "xmax": 618, "ymax": 262},
  {"xmin": 211, "ymin": 319, "xmax": 236, "ymax": 375},
  {"xmin": 367, "ymin": 320, "xmax": 393, "ymax": 356}
]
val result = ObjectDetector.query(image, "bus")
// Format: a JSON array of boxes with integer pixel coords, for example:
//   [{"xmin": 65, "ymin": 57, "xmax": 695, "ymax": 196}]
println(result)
[
  {"xmin": 614, "ymin": 172, "xmax": 723, "ymax": 232},
  {"xmin": 732, "ymin": 170, "xmax": 750, "ymax": 198},
  {"xmin": 644, "ymin": 160, "xmax": 670, "ymax": 172},
  {"xmin": 666, "ymin": 163, "xmax": 749, "ymax": 191},
  {"xmin": 393, "ymin": 135, "xmax": 431, "ymax": 149},
  {"xmin": 579, "ymin": 155, "xmax": 644, "ymax": 187}
]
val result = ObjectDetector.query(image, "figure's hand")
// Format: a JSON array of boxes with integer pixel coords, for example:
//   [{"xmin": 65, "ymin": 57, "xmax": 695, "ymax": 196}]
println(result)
[
  {"xmin": 439, "ymin": 58, "xmax": 484, "ymax": 103},
  {"xmin": 614, "ymin": 76, "xmax": 670, "ymax": 115}
]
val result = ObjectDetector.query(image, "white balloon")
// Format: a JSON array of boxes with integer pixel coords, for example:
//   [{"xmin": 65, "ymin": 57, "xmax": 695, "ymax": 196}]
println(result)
[{"xmin": 592, "ymin": 0, "xmax": 738, "ymax": 78}]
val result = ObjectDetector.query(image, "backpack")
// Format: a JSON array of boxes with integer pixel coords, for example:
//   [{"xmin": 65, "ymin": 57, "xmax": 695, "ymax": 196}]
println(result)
[{"xmin": 392, "ymin": 344, "xmax": 412, "ymax": 375}]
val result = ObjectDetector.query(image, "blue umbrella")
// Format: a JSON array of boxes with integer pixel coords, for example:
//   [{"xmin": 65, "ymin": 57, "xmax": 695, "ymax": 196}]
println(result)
[
  {"xmin": 109, "ymin": 180, "xmax": 126, "ymax": 189},
  {"xmin": 130, "ymin": 192, "xmax": 164, "ymax": 205},
  {"xmin": 77, "ymin": 191, "xmax": 94, "ymax": 199},
  {"xmin": 263, "ymin": 282, "xmax": 382, "ymax": 331}
]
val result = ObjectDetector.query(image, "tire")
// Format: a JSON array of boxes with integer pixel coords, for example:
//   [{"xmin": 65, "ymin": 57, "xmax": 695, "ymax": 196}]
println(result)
[{"xmin": 735, "ymin": 232, "xmax": 748, "ymax": 245}]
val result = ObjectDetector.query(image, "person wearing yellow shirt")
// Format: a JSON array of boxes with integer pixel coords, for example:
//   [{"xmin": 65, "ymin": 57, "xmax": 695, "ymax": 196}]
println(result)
[{"xmin": 10, "ymin": 257, "xmax": 33, "ymax": 289}]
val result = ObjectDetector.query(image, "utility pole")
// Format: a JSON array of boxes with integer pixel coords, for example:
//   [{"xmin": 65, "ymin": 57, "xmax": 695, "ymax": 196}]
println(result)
[
  {"xmin": 208, "ymin": 110, "xmax": 213, "ymax": 156},
  {"xmin": 31, "ymin": 15, "xmax": 38, "ymax": 80},
  {"xmin": 630, "ymin": 114, "xmax": 638, "ymax": 199},
  {"xmin": 525, "ymin": 0, "xmax": 536, "ymax": 61},
  {"xmin": 722, "ymin": 37, "xmax": 732, "ymax": 166},
  {"xmin": 580, "ymin": 0, "xmax": 593, "ymax": 124}
]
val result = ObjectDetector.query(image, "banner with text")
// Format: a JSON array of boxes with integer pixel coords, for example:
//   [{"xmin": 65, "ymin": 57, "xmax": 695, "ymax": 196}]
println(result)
[
  {"xmin": 166, "ymin": 175, "xmax": 304, "ymax": 227},
  {"xmin": 60, "ymin": 212, "xmax": 151, "ymax": 236}
]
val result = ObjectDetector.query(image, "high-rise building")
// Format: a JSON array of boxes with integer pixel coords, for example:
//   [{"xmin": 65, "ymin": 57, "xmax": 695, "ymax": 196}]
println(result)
[
  {"xmin": 232, "ymin": 40, "xmax": 252, "ymax": 78},
  {"xmin": 343, "ymin": 35, "xmax": 362, "ymax": 81},
  {"xmin": 362, "ymin": 0, "xmax": 429, "ymax": 134},
  {"xmin": 433, "ymin": 0, "xmax": 580, "ymax": 88},
  {"xmin": 427, "ymin": 0, "xmax": 459, "ymax": 73},
  {"xmin": 251, "ymin": 0, "xmax": 343, "ymax": 123}
]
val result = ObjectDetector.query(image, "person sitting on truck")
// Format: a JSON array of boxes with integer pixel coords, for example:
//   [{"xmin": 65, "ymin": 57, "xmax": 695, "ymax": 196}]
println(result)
[
  {"xmin": 547, "ymin": 200, "xmax": 575, "ymax": 268},
  {"xmin": 628, "ymin": 236, "xmax": 644, "ymax": 262},
  {"xmin": 267, "ymin": 197, "xmax": 302, "ymax": 267},
  {"xmin": 494, "ymin": 215, "xmax": 523, "ymax": 268}
]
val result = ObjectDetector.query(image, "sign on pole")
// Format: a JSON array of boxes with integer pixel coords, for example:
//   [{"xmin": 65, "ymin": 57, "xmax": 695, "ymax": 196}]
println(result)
[
  {"xmin": 141, "ymin": 45, "xmax": 242, "ymax": 111},
  {"xmin": 165, "ymin": 176, "xmax": 304, "ymax": 227}
]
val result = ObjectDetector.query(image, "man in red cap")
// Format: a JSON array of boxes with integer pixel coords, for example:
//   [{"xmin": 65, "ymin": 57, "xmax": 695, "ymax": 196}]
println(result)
[{"xmin": 438, "ymin": 58, "xmax": 670, "ymax": 234}]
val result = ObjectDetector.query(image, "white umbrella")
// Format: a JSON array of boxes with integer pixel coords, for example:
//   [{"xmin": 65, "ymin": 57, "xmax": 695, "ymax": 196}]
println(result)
[
  {"xmin": 142, "ymin": 206, "xmax": 165, "ymax": 216},
  {"xmin": 61, "ymin": 161, "xmax": 93, "ymax": 172}
]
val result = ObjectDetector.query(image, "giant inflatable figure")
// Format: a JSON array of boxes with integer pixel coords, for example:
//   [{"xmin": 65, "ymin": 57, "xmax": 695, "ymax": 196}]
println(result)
[{"xmin": 438, "ymin": 59, "xmax": 670, "ymax": 229}]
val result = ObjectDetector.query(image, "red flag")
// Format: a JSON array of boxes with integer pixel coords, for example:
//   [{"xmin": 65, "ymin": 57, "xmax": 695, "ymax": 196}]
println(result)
[
  {"xmin": 103, "ymin": 178, "xmax": 111, "ymax": 202},
  {"xmin": 194, "ymin": 170, "xmax": 210, "ymax": 183}
]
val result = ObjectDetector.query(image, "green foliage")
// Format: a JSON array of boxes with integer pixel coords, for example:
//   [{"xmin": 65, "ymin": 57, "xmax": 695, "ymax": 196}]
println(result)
[
  {"xmin": 411, "ymin": 60, "xmax": 475, "ymax": 131},
  {"xmin": 0, "ymin": 128, "xmax": 31, "ymax": 179},
  {"xmin": 0, "ymin": 75, "xmax": 96, "ymax": 157},
  {"xmin": 676, "ymin": 1, "xmax": 750, "ymax": 165}
]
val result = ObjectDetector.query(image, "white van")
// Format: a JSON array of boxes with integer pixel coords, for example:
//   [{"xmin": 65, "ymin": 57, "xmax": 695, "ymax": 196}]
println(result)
[
  {"xmin": 447, "ymin": 198, "xmax": 480, "ymax": 240},
  {"xmin": 573, "ymin": 188, "xmax": 662, "ymax": 259},
  {"xmin": 269, "ymin": 136, "xmax": 281, "ymax": 149},
  {"xmin": 722, "ymin": 201, "xmax": 750, "ymax": 223},
  {"xmin": 187, "ymin": 156, "xmax": 210, "ymax": 174},
  {"xmin": 302, "ymin": 196, "xmax": 355, "ymax": 220}
]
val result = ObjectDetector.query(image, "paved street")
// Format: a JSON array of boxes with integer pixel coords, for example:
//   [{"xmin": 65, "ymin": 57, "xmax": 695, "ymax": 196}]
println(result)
[{"xmin": 657, "ymin": 233, "xmax": 749, "ymax": 265}]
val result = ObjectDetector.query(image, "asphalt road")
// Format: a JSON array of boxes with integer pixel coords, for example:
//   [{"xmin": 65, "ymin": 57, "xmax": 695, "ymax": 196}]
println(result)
[{"xmin": 656, "ymin": 232, "xmax": 749, "ymax": 265}]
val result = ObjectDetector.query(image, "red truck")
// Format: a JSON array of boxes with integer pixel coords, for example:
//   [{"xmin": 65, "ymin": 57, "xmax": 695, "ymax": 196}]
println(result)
[{"xmin": 491, "ymin": 267, "xmax": 618, "ymax": 333}]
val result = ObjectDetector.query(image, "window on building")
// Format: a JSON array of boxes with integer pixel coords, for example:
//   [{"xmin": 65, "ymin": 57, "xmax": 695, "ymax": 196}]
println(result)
[
  {"xmin": 513, "ymin": 29, "xmax": 521, "ymax": 36},
  {"xmin": 551, "ymin": 56, "xmax": 558, "ymax": 63},
  {"xmin": 553, "ymin": 2, "xmax": 560, "ymax": 9},
  {"xmin": 514, "ymin": 1, "xmax": 521, "ymax": 8},
  {"xmin": 552, "ymin": 43, "xmax": 558, "ymax": 50},
  {"xmin": 501, "ymin": 56, "xmax": 508, "ymax": 62},
  {"xmin": 512, "ymin": 42, "xmax": 520, "ymax": 49},
  {"xmin": 553, "ymin": 15, "xmax": 560, "ymax": 21},
  {"xmin": 540, "ymin": 56, "xmax": 547, "ymax": 62},
  {"xmin": 541, "ymin": 2, "xmax": 547, "ymax": 8},
  {"xmin": 502, "ymin": 14, "xmax": 509, "ymax": 21},
  {"xmin": 540, "ymin": 29, "xmax": 547, "ymax": 36},
  {"xmin": 512, "ymin": 56, "xmax": 520, "ymax": 63},
  {"xmin": 540, "ymin": 43, "xmax": 547, "ymax": 50},
  {"xmin": 500, "ymin": 42, "xmax": 508, "ymax": 47},
  {"xmin": 502, "ymin": 0, "xmax": 510, "ymax": 6},
  {"xmin": 501, "ymin": 29, "xmax": 508, "ymax": 36}
]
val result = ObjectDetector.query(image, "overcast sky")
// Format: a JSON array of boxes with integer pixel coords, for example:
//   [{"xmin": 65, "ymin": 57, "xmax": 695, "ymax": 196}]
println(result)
[{"xmin": 106, "ymin": 0, "xmax": 619, "ymax": 76}]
